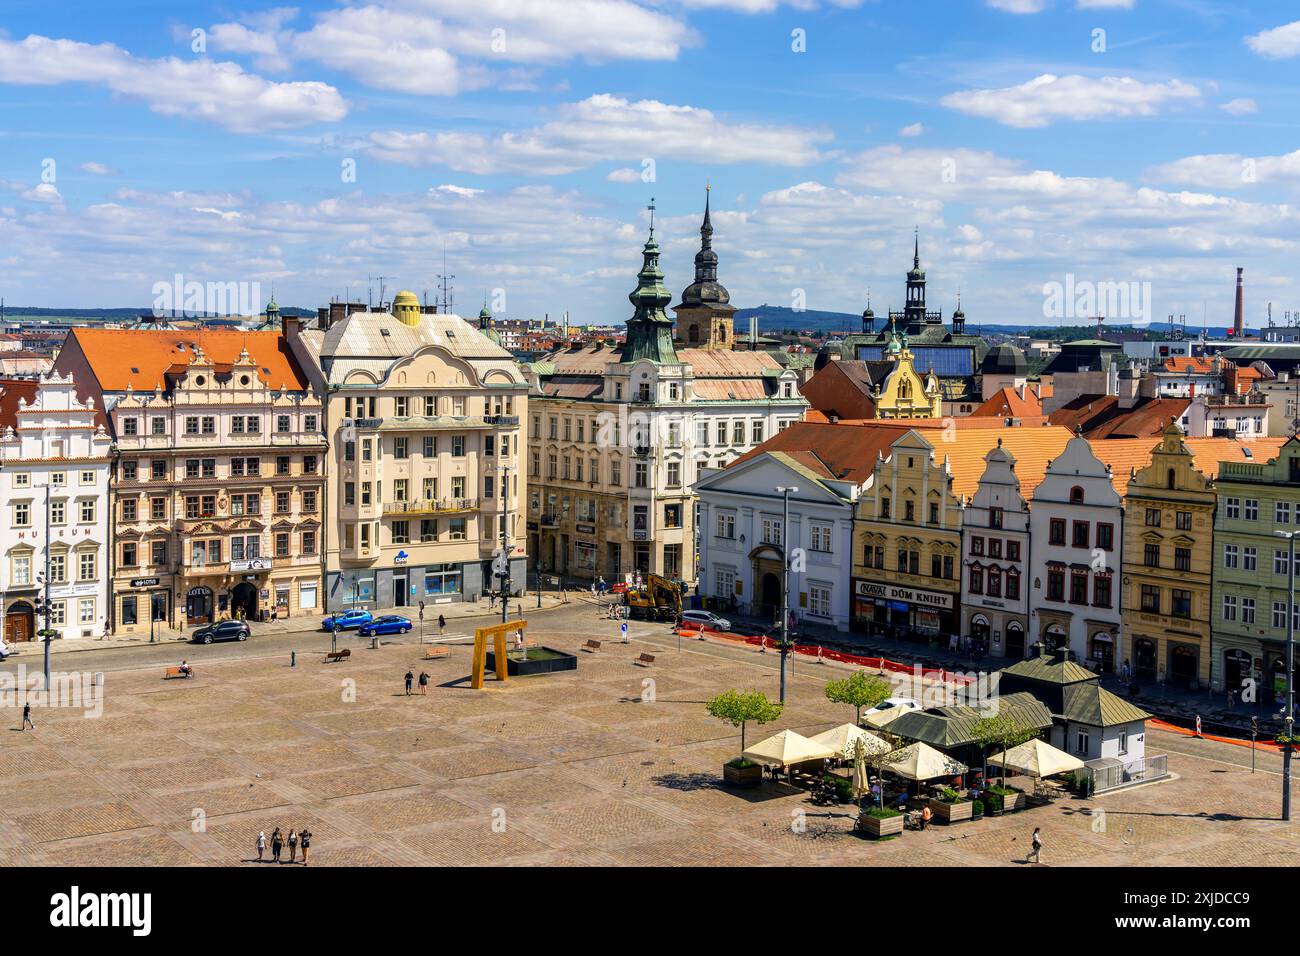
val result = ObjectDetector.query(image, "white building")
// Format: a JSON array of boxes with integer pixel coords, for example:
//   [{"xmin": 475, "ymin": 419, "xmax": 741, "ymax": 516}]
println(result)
[
  {"xmin": 0, "ymin": 373, "xmax": 112, "ymax": 643},
  {"xmin": 695, "ymin": 450, "xmax": 857, "ymax": 630},
  {"xmin": 1027, "ymin": 433, "xmax": 1123, "ymax": 671},
  {"xmin": 960, "ymin": 441, "xmax": 1032, "ymax": 660}
]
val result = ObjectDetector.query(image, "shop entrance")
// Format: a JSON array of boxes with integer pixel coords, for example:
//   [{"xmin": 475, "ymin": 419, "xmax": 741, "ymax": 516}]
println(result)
[
  {"xmin": 1134, "ymin": 638, "xmax": 1157, "ymax": 680},
  {"xmin": 760, "ymin": 572, "xmax": 781, "ymax": 622},
  {"xmin": 1005, "ymin": 623, "xmax": 1025, "ymax": 659},
  {"xmin": 186, "ymin": 586, "xmax": 214, "ymax": 625},
  {"xmin": 1168, "ymin": 643, "xmax": 1199, "ymax": 687},
  {"xmin": 1223, "ymin": 648, "xmax": 1252, "ymax": 694},
  {"xmin": 230, "ymin": 582, "xmax": 258, "ymax": 621},
  {"xmin": 4, "ymin": 601, "xmax": 34, "ymax": 642}
]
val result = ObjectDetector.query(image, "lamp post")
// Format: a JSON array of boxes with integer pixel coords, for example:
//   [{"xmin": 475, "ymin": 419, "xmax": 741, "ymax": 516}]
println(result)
[
  {"xmin": 499, "ymin": 466, "xmax": 511, "ymax": 626},
  {"xmin": 1276, "ymin": 530, "xmax": 1297, "ymax": 821},
  {"xmin": 775, "ymin": 485, "xmax": 798, "ymax": 704}
]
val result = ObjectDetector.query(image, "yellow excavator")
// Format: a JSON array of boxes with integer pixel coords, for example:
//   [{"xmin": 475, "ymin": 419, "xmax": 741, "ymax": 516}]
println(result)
[{"xmin": 624, "ymin": 574, "xmax": 683, "ymax": 622}]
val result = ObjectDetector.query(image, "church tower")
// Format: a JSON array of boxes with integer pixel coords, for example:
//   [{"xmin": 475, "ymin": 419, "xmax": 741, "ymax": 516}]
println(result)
[
  {"xmin": 673, "ymin": 185, "xmax": 736, "ymax": 350},
  {"xmin": 904, "ymin": 229, "xmax": 928, "ymax": 332},
  {"xmin": 622, "ymin": 200, "xmax": 679, "ymax": 365}
]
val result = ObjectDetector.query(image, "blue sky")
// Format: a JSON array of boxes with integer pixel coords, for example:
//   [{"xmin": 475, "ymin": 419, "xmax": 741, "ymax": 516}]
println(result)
[{"xmin": 3, "ymin": 0, "xmax": 1300, "ymax": 327}]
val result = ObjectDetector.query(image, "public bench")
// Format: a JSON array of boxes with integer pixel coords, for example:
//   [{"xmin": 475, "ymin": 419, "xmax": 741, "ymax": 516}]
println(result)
[
  {"xmin": 423, "ymin": 646, "xmax": 450, "ymax": 660},
  {"xmin": 325, "ymin": 648, "xmax": 351, "ymax": 663},
  {"xmin": 581, "ymin": 639, "xmax": 601, "ymax": 653},
  {"xmin": 163, "ymin": 666, "xmax": 192, "ymax": 680},
  {"xmin": 633, "ymin": 653, "xmax": 656, "ymax": 667}
]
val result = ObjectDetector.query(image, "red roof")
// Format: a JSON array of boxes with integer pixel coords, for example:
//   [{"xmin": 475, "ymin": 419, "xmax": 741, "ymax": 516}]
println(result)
[{"xmin": 0, "ymin": 379, "xmax": 40, "ymax": 431}]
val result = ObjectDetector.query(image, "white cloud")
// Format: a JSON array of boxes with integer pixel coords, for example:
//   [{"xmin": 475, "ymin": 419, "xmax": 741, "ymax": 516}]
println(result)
[
  {"xmin": 940, "ymin": 73, "xmax": 1200, "ymax": 127},
  {"xmin": 434, "ymin": 184, "xmax": 484, "ymax": 197},
  {"xmin": 1246, "ymin": 20, "xmax": 1300, "ymax": 59},
  {"xmin": 1220, "ymin": 97, "xmax": 1258, "ymax": 115},
  {"xmin": 79, "ymin": 162, "xmax": 115, "ymax": 176},
  {"xmin": 1148, "ymin": 149, "xmax": 1300, "ymax": 190},
  {"xmin": 986, "ymin": 0, "xmax": 1047, "ymax": 12},
  {"xmin": 899, "ymin": 122, "xmax": 924, "ymax": 137},
  {"xmin": 208, "ymin": 0, "xmax": 694, "ymax": 96},
  {"xmin": 1077, "ymin": 0, "xmax": 1134, "ymax": 8},
  {"xmin": 365, "ymin": 94, "xmax": 830, "ymax": 173},
  {"xmin": 0, "ymin": 34, "xmax": 346, "ymax": 132},
  {"xmin": 607, "ymin": 167, "xmax": 642, "ymax": 183},
  {"xmin": 21, "ymin": 183, "xmax": 62, "ymax": 204}
]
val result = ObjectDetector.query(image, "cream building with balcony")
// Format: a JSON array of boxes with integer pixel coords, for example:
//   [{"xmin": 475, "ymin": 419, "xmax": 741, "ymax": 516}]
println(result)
[
  {"xmin": 287, "ymin": 294, "xmax": 528, "ymax": 612},
  {"xmin": 53, "ymin": 328, "xmax": 326, "ymax": 633},
  {"xmin": 523, "ymin": 204, "xmax": 806, "ymax": 585},
  {"xmin": 0, "ymin": 373, "xmax": 112, "ymax": 643}
]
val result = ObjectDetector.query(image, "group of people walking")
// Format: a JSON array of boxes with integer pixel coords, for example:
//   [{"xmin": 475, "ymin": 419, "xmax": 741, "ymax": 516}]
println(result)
[
  {"xmin": 257, "ymin": 827, "xmax": 311, "ymax": 864},
  {"xmin": 404, "ymin": 670, "xmax": 430, "ymax": 695}
]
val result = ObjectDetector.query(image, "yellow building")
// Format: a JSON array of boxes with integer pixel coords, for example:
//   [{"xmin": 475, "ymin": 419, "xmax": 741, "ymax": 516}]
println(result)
[
  {"xmin": 872, "ymin": 328, "xmax": 942, "ymax": 420},
  {"xmin": 851, "ymin": 429, "xmax": 963, "ymax": 639},
  {"xmin": 1111, "ymin": 423, "xmax": 1216, "ymax": 687}
]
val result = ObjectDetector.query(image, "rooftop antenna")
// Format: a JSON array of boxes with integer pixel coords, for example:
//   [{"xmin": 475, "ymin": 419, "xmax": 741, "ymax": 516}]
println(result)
[
  {"xmin": 437, "ymin": 243, "xmax": 455, "ymax": 315},
  {"xmin": 368, "ymin": 274, "xmax": 391, "ymax": 310}
]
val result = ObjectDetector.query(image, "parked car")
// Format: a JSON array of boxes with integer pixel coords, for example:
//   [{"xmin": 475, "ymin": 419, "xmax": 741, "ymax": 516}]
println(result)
[
  {"xmin": 358, "ymin": 615, "xmax": 413, "ymax": 637},
  {"xmin": 191, "ymin": 620, "xmax": 250, "ymax": 645},
  {"xmin": 863, "ymin": 697, "xmax": 921, "ymax": 722},
  {"xmin": 0, "ymin": 639, "xmax": 11, "ymax": 660},
  {"xmin": 321, "ymin": 608, "xmax": 373, "ymax": 631},
  {"xmin": 681, "ymin": 609, "xmax": 731, "ymax": 631}
]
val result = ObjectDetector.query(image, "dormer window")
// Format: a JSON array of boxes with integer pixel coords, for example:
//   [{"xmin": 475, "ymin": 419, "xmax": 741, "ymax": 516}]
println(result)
[{"xmin": 1069, "ymin": 486, "xmax": 1085, "ymax": 504}]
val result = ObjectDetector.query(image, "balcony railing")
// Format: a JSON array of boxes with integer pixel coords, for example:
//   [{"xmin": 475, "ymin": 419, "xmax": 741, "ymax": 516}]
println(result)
[{"xmin": 382, "ymin": 497, "xmax": 479, "ymax": 515}]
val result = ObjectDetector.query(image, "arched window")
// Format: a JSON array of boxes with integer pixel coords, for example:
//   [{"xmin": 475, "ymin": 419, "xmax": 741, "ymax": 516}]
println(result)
[
  {"xmin": 1167, "ymin": 468, "xmax": 1176, "ymax": 490},
  {"xmin": 1069, "ymin": 486, "xmax": 1084, "ymax": 504}
]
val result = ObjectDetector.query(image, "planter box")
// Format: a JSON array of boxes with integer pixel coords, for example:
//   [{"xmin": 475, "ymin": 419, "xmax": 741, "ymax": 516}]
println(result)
[
  {"xmin": 485, "ymin": 646, "xmax": 577, "ymax": 676},
  {"xmin": 1004, "ymin": 791, "xmax": 1026, "ymax": 813},
  {"xmin": 723, "ymin": 761, "xmax": 763, "ymax": 787},
  {"xmin": 858, "ymin": 812, "xmax": 905, "ymax": 838},
  {"xmin": 928, "ymin": 798, "xmax": 973, "ymax": 824}
]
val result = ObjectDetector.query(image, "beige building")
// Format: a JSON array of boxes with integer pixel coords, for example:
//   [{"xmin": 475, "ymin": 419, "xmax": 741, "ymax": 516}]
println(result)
[
  {"xmin": 287, "ymin": 293, "xmax": 528, "ymax": 612},
  {"xmin": 54, "ymin": 328, "xmax": 326, "ymax": 633}
]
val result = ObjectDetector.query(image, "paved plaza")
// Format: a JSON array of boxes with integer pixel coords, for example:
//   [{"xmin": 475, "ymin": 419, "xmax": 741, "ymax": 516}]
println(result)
[{"xmin": 2, "ymin": 615, "xmax": 1298, "ymax": 867}]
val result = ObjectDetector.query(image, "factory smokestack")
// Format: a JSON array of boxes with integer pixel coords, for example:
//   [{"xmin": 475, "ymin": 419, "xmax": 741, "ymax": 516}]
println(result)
[{"xmin": 1234, "ymin": 267, "xmax": 1244, "ymax": 338}]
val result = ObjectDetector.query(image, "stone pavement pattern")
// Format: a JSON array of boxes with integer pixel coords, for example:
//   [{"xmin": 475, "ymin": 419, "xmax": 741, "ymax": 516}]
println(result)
[{"xmin": 3, "ymin": 621, "xmax": 1299, "ymax": 867}]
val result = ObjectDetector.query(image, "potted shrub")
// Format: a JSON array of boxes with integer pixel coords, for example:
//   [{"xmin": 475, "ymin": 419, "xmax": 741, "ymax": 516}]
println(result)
[
  {"xmin": 857, "ymin": 805, "xmax": 904, "ymax": 838},
  {"xmin": 971, "ymin": 799, "xmax": 985, "ymax": 820},
  {"xmin": 928, "ymin": 785, "xmax": 974, "ymax": 824},
  {"xmin": 706, "ymin": 689, "xmax": 783, "ymax": 787},
  {"xmin": 987, "ymin": 783, "xmax": 1025, "ymax": 813},
  {"xmin": 824, "ymin": 670, "xmax": 891, "ymax": 725}
]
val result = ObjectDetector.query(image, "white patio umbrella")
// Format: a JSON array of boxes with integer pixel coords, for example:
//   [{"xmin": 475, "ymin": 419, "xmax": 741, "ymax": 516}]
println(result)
[
  {"xmin": 889, "ymin": 742, "xmax": 968, "ymax": 781},
  {"xmin": 986, "ymin": 738, "xmax": 1085, "ymax": 778},
  {"xmin": 852, "ymin": 739, "xmax": 871, "ymax": 801},
  {"xmin": 742, "ymin": 729, "xmax": 837, "ymax": 768},
  {"xmin": 808, "ymin": 723, "xmax": 892, "ymax": 759}
]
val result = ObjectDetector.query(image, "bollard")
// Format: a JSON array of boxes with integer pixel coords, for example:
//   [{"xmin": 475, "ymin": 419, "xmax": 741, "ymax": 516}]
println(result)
[
  {"xmin": 290, "ymin": 650, "xmax": 296, "ymax": 668},
  {"xmin": 371, "ymin": 635, "xmax": 378, "ymax": 650}
]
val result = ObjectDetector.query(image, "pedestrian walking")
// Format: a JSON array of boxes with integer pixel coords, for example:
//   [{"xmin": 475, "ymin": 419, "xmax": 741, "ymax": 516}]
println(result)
[
  {"xmin": 438, "ymin": 614, "xmax": 446, "ymax": 638},
  {"xmin": 287, "ymin": 828, "xmax": 298, "ymax": 863},
  {"xmin": 418, "ymin": 671, "xmax": 429, "ymax": 695},
  {"xmin": 256, "ymin": 830, "xmax": 266, "ymax": 862},
  {"xmin": 404, "ymin": 670, "xmax": 414, "ymax": 696},
  {"xmin": 271, "ymin": 827, "xmax": 283, "ymax": 862},
  {"xmin": 1028, "ymin": 827, "xmax": 1043, "ymax": 864},
  {"xmin": 20, "ymin": 701, "xmax": 34, "ymax": 731},
  {"xmin": 300, "ymin": 828, "xmax": 311, "ymax": 865}
]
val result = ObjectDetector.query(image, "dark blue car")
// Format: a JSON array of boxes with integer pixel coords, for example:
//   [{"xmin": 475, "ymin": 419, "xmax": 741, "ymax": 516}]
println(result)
[
  {"xmin": 358, "ymin": 614, "xmax": 412, "ymax": 637},
  {"xmin": 321, "ymin": 608, "xmax": 373, "ymax": 631}
]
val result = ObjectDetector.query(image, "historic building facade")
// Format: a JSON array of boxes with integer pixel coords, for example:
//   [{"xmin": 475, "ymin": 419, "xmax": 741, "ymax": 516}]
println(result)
[
  {"xmin": 1027, "ymin": 434, "xmax": 1123, "ymax": 671},
  {"xmin": 851, "ymin": 430, "xmax": 964, "ymax": 640},
  {"xmin": 1210, "ymin": 437, "xmax": 1300, "ymax": 701},
  {"xmin": 53, "ymin": 329, "xmax": 326, "ymax": 634},
  {"xmin": 0, "ymin": 373, "xmax": 112, "ymax": 642},
  {"xmin": 960, "ymin": 441, "xmax": 1031, "ymax": 660},
  {"xmin": 288, "ymin": 294, "xmax": 528, "ymax": 612},
  {"xmin": 1119, "ymin": 422, "xmax": 1215, "ymax": 688},
  {"xmin": 525, "ymin": 202, "xmax": 806, "ymax": 585}
]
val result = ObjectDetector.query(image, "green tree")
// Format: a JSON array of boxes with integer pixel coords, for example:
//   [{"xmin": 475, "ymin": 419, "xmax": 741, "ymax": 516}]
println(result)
[
  {"xmin": 824, "ymin": 670, "xmax": 892, "ymax": 723},
  {"xmin": 706, "ymin": 689, "xmax": 784, "ymax": 758},
  {"xmin": 971, "ymin": 712, "xmax": 1038, "ymax": 786}
]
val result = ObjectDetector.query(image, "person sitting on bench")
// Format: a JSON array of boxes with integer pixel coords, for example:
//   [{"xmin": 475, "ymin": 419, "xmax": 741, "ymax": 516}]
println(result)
[{"xmin": 178, "ymin": 660, "xmax": 192, "ymax": 677}]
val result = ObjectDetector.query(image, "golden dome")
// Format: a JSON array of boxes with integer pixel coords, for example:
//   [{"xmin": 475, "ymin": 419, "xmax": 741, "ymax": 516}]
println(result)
[{"xmin": 391, "ymin": 289, "xmax": 422, "ymax": 328}]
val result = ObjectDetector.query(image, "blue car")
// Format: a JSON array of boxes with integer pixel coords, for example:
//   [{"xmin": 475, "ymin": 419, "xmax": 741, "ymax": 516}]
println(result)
[
  {"xmin": 358, "ymin": 615, "xmax": 413, "ymax": 637},
  {"xmin": 321, "ymin": 608, "xmax": 373, "ymax": 631}
]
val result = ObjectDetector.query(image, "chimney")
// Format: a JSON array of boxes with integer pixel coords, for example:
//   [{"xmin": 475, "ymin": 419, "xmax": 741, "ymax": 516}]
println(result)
[
  {"xmin": 282, "ymin": 313, "xmax": 300, "ymax": 342},
  {"xmin": 1234, "ymin": 267, "xmax": 1245, "ymax": 337},
  {"xmin": 316, "ymin": 307, "xmax": 328, "ymax": 329}
]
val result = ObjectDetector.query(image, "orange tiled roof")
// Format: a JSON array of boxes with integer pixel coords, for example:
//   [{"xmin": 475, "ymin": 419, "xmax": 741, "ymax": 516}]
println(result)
[
  {"xmin": 1048, "ymin": 394, "xmax": 1119, "ymax": 432},
  {"xmin": 1089, "ymin": 437, "xmax": 1289, "ymax": 495},
  {"xmin": 63, "ymin": 328, "xmax": 310, "ymax": 392},
  {"xmin": 730, "ymin": 421, "xmax": 913, "ymax": 485},
  {"xmin": 969, "ymin": 385, "xmax": 1045, "ymax": 421},
  {"xmin": 1163, "ymin": 356, "xmax": 1218, "ymax": 374},
  {"xmin": 1084, "ymin": 397, "xmax": 1191, "ymax": 439},
  {"xmin": 925, "ymin": 427, "xmax": 1076, "ymax": 500}
]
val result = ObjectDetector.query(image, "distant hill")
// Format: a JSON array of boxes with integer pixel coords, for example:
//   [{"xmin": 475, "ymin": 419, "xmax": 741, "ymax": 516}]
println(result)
[
  {"xmin": 735, "ymin": 304, "xmax": 1237, "ymax": 339},
  {"xmin": 2, "ymin": 306, "xmax": 315, "ymax": 321}
]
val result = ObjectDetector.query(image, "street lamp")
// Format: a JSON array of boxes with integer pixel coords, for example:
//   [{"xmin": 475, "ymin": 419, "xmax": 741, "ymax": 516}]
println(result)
[
  {"xmin": 775, "ymin": 485, "xmax": 798, "ymax": 704},
  {"xmin": 1275, "ymin": 529, "xmax": 1297, "ymax": 821}
]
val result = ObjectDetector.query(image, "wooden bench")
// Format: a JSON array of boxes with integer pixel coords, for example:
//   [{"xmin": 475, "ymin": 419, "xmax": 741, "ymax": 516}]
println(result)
[
  {"xmin": 633, "ymin": 653, "xmax": 656, "ymax": 667},
  {"xmin": 580, "ymin": 639, "xmax": 601, "ymax": 653},
  {"xmin": 324, "ymin": 648, "xmax": 351, "ymax": 664},
  {"xmin": 163, "ymin": 666, "xmax": 192, "ymax": 680},
  {"xmin": 423, "ymin": 646, "xmax": 450, "ymax": 660}
]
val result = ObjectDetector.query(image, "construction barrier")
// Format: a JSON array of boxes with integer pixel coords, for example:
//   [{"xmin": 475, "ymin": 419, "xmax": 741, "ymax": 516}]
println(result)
[
  {"xmin": 674, "ymin": 622, "xmax": 973, "ymax": 687},
  {"xmin": 1150, "ymin": 717, "xmax": 1284, "ymax": 752}
]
